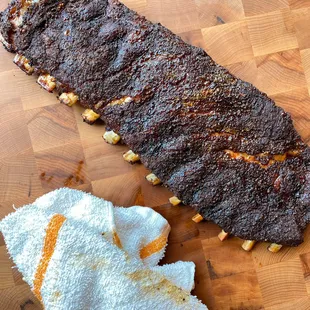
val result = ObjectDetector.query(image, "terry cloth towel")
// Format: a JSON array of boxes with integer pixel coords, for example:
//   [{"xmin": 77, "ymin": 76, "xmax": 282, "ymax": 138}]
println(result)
[{"xmin": 0, "ymin": 188, "xmax": 207, "ymax": 310}]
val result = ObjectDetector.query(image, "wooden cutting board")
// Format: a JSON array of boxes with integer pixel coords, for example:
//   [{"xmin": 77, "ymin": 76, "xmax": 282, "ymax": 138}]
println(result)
[{"xmin": 1, "ymin": 0, "xmax": 310, "ymax": 309}]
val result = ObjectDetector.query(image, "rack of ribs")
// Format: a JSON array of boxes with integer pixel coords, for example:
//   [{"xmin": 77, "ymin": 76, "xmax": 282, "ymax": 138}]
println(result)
[{"xmin": 1, "ymin": 0, "xmax": 309, "ymax": 248}]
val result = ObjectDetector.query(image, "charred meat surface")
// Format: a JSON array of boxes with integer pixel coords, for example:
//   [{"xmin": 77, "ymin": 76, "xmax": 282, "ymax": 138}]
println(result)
[{"xmin": 1, "ymin": 0, "xmax": 310, "ymax": 246}]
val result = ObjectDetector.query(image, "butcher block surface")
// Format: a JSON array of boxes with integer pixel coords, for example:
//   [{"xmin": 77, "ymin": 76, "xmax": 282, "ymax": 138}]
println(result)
[{"xmin": 0, "ymin": 0, "xmax": 310, "ymax": 309}]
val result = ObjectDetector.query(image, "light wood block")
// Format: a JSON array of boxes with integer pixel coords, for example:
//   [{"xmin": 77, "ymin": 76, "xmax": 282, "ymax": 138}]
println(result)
[
  {"xmin": 246, "ymin": 9, "xmax": 298, "ymax": 56},
  {"xmin": 0, "ymin": 0, "xmax": 310, "ymax": 309}
]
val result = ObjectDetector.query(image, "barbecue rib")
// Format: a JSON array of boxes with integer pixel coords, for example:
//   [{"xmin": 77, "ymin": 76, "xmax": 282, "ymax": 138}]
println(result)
[{"xmin": 1, "ymin": 0, "xmax": 310, "ymax": 246}]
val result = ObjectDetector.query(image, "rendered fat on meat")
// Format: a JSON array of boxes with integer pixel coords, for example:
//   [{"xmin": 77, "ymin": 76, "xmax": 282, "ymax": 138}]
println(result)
[{"xmin": 1, "ymin": 0, "xmax": 310, "ymax": 246}]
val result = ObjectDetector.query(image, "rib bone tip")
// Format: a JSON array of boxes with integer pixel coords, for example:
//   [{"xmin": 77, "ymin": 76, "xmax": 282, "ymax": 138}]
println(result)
[
  {"xmin": 192, "ymin": 213, "xmax": 203, "ymax": 223},
  {"xmin": 218, "ymin": 230, "xmax": 229, "ymax": 242},
  {"xmin": 146, "ymin": 173, "xmax": 161, "ymax": 186},
  {"xmin": 103, "ymin": 130, "xmax": 121, "ymax": 145},
  {"xmin": 123, "ymin": 150, "xmax": 140, "ymax": 163},
  {"xmin": 37, "ymin": 74, "xmax": 56, "ymax": 92},
  {"xmin": 268, "ymin": 243, "xmax": 282, "ymax": 253},
  {"xmin": 242, "ymin": 240, "xmax": 256, "ymax": 252},
  {"xmin": 59, "ymin": 92, "xmax": 79, "ymax": 106},
  {"xmin": 82, "ymin": 109, "xmax": 100, "ymax": 124},
  {"xmin": 13, "ymin": 54, "xmax": 34, "ymax": 75},
  {"xmin": 169, "ymin": 196, "xmax": 181, "ymax": 206}
]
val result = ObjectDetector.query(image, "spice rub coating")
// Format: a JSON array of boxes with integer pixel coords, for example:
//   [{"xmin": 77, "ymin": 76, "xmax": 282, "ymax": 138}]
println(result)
[{"xmin": 1, "ymin": 0, "xmax": 310, "ymax": 245}]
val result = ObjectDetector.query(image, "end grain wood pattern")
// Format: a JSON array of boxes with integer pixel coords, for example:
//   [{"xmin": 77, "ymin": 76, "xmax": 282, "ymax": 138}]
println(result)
[{"xmin": 0, "ymin": 0, "xmax": 310, "ymax": 309}]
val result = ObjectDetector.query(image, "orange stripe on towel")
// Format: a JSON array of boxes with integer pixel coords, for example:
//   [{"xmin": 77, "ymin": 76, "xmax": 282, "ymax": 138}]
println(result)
[
  {"xmin": 33, "ymin": 214, "xmax": 66, "ymax": 301},
  {"xmin": 140, "ymin": 225, "xmax": 170, "ymax": 259},
  {"xmin": 113, "ymin": 231, "xmax": 122, "ymax": 249}
]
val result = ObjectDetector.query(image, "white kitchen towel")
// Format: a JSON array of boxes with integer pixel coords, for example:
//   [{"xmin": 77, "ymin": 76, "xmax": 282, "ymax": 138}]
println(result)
[
  {"xmin": 0, "ymin": 188, "xmax": 207, "ymax": 309},
  {"xmin": 6, "ymin": 188, "xmax": 170, "ymax": 266}
]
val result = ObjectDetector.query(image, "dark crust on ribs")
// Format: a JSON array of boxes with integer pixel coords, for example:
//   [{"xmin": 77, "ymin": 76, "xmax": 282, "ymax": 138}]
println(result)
[{"xmin": 1, "ymin": 0, "xmax": 310, "ymax": 246}]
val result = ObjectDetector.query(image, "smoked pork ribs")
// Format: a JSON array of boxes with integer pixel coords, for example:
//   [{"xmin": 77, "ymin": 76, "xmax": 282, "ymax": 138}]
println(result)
[{"xmin": 1, "ymin": 0, "xmax": 310, "ymax": 246}]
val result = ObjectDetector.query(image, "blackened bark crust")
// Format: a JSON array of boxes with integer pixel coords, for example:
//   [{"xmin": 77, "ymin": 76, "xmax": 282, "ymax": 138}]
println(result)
[{"xmin": 1, "ymin": 0, "xmax": 310, "ymax": 245}]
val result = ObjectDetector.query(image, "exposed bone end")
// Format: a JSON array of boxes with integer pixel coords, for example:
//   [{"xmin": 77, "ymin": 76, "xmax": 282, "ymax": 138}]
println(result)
[
  {"xmin": 13, "ymin": 54, "xmax": 34, "ymax": 75},
  {"xmin": 82, "ymin": 109, "xmax": 100, "ymax": 125},
  {"xmin": 59, "ymin": 92, "xmax": 79, "ymax": 106},
  {"xmin": 37, "ymin": 74, "xmax": 56, "ymax": 92},
  {"xmin": 192, "ymin": 213, "xmax": 203, "ymax": 223},
  {"xmin": 268, "ymin": 243, "xmax": 282, "ymax": 253},
  {"xmin": 123, "ymin": 150, "xmax": 140, "ymax": 164},
  {"xmin": 242, "ymin": 240, "xmax": 256, "ymax": 252},
  {"xmin": 23, "ymin": 61, "xmax": 33, "ymax": 74},
  {"xmin": 218, "ymin": 230, "xmax": 229, "ymax": 242},
  {"xmin": 103, "ymin": 130, "xmax": 121, "ymax": 145},
  {"xmin": 169, "ymin": 196, "xmax": 181, "ymax": 206},
  {"xmin": 146, "ymin": 173, "xmax": 162, "ymax": 186}
]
